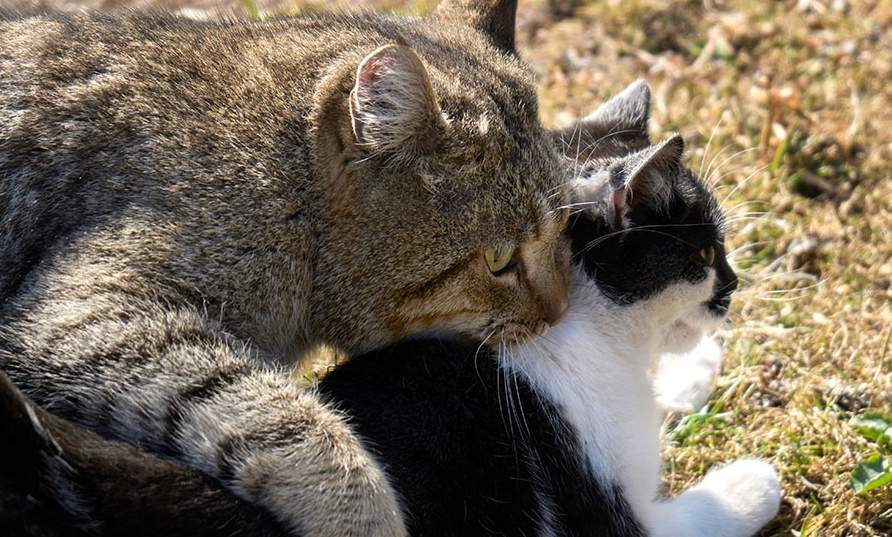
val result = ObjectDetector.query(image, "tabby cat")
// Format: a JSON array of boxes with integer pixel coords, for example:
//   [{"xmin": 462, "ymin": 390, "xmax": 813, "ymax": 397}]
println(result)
[
  {"xmin": 318, "ymin": 81, "xmax": 782, "ymax": 536},
  {"xmin": 0, "ymin": 1, "xmax": 570, "ymax": 535}
]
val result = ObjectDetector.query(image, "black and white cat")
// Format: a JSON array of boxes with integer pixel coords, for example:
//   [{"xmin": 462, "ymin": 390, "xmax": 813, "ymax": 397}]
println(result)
[{"xmin": 318, "ymin": 81, "xmax": 782, "ymax": 536}]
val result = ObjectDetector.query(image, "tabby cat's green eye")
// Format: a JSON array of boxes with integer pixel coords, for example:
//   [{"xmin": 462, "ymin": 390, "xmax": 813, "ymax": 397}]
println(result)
[
  {"xmin": 700, "ymin": 246, "xmax": 716, "ymax": 266},
  {"xmin": 484, "ymin": 246, "xmax": 516, "ymax": 274}
]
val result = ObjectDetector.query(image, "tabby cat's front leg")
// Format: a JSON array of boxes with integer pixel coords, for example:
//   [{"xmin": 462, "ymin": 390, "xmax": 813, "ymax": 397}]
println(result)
[
  {"xmin": 173, "ymin": 369, "xmax": 406, "ymax": 537},
  {"xmin": 0, "ymin": 295, "xmax": 405, "ymax": 537}
]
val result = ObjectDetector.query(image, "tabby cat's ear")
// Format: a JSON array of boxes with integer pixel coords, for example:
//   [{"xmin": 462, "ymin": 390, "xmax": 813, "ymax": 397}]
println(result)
[
  {"xmin": 349, "ymin": 44, "xmax": 443, "ymax": 156},
  {"xmin": 434, "ymin": 0, "xmax": 517, "ymax": 53}
]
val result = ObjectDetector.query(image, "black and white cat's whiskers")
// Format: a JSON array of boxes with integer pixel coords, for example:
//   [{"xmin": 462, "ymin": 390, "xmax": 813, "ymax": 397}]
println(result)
[
  {"xmin": 717, "ymin": 192, "xmax": 818, "ymax": 314},
  {"xmin": 684, "ymin": 115, "xmax": 769, "ymax": 243}
]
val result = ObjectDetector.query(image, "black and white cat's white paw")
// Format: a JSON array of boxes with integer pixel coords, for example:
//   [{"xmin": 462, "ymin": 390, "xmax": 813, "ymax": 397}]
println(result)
[
  {"xmin": 654, "ymin": 335, "xmax": 722, "ymax": 414},
  {"xmin": 652, "ymin": 459, "xmax": 782, "ymax": 537}
]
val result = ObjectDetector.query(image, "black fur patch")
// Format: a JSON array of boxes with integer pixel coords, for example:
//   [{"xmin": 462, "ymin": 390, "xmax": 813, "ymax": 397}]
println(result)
[{"xmin": 319, "ymin": 340, "xmax": 645, "ymax": 537}]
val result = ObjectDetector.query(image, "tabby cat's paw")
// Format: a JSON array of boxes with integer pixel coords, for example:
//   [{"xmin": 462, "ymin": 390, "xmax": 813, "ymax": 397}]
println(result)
[
  {"xmin": 654, "ymin": 335, "xmax": 721, "ymax": 413},
  {"xmin": 238, "ymin": 446, "xmax": 407, "ymax": 537},
  {"xmin": 225, "ymin": 393, "xmax": 408, "ymax": 537},
  {"xmin": 658, "ymin": 458, "xmax": 781, "ymax": 537}
]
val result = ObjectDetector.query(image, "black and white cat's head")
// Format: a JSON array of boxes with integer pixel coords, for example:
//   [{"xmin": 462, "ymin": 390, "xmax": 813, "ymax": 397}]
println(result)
[{"xmin": 565, "ymin": 81, "xmax": 738, "ymax": 354}]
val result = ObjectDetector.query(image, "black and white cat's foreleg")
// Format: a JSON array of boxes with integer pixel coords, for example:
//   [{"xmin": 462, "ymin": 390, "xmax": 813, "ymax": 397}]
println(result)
[
  {"xmin": 645, "ymin": 336, "xmax": 781, "ymax": 537},
  {"xmin": 648, "ymin": 458, "xmax": 781, "ymax": 537},
  {"xmin": 654, "ymin": 335, "xmax": 723, "ymax": 414}
]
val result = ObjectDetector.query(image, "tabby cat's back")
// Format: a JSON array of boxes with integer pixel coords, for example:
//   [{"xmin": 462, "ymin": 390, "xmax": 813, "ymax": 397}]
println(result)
[
  {"xmin": 0, "ymin": 4, "xmax": 569, "ymax": 357},
  {"xmin": 0, "ymin": 1, "xmax": 570, "ymax": 535}
]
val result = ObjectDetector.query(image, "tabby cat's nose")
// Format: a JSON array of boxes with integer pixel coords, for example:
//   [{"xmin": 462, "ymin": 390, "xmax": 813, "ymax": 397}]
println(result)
[{"xmin": 546, "ymin": 297, "xmax": 570, "ymax": 327}]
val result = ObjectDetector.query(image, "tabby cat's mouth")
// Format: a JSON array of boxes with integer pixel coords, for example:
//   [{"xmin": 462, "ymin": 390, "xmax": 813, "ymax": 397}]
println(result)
[{"xmin": 496, "ymin": 321, "xmax": 551, "ymax": 345}]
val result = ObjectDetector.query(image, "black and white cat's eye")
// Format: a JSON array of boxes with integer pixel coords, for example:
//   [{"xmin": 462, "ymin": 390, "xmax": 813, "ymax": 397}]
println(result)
[
  {"xmin": 700, "ymin": 245, "xmax": 716, "ymax": 266},
  {"xmin": 484, "ymin": 246, "xmax": 516, "ymax": 275}
]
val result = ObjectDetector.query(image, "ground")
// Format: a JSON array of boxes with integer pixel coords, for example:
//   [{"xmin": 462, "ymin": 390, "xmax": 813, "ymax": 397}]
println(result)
[{"xmin": 5, "ymin": 0, "xmax": 892, "ymax": 534}]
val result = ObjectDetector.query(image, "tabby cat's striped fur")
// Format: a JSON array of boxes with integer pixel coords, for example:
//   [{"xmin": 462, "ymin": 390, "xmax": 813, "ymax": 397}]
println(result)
[{"xmin": 0, "ymin": 1, "xmax": 570, "ymax": 535}]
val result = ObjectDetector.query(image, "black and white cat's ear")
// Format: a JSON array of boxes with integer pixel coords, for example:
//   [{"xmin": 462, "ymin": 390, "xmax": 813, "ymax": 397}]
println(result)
[
  {"xmin": 554, "ymin": 80, "xmax": 651, "ymax": 158},
  {"xmin": 573, "ymin": 134, "xmax": 683, "ymax": 230},
  {"xmin": 434, "ymin": 0, "xmax": 517, "ymax": 53},
  {"xmin": 580, "ymin": 79, "xmax": 650, "ymax": 137},
  {"xmin": 617, "ymin": 134, "xmax": 684, "ymax": 213},
  {"xmin": 349, "ymin": 44, "xmax": 443, "ymax": 156}
]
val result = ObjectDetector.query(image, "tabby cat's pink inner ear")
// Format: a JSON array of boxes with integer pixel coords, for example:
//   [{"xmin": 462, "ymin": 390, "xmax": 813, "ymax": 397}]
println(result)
[{"xmin": 349, "ymin": 44, "xmax": 441, "ymax": 152}]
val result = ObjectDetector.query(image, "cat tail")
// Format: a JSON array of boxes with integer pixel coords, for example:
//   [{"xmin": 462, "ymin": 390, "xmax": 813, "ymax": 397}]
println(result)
[
  {"xmin": 646, "ymin": 459, "xmax": 781, "ymax": 537},
  {"xmin": 0, "ymin": 296, "xmax": 406, "ymax": 537},
  {"xmin": 0, "ymin": 369, "xmax": 290, "ymax": 536}
]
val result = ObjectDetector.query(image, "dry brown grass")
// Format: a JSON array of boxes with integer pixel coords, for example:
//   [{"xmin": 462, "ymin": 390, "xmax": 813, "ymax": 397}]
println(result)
[{"xmin": 7, "ymin": 0, "xmax": 891, "ymax": 534}]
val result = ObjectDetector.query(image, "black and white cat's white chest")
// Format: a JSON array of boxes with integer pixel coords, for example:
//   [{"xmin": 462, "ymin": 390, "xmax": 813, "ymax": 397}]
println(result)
[{"xmin": 318, "ymin": 334, "xmax": 646, "ymax": 537}]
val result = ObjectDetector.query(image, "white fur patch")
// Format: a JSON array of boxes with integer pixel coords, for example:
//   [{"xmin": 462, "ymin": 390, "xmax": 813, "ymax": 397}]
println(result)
[
  {"xmin": 650, "ymin": 460, "xmax": 781, "ymax": 537},
  {"xmin": 654, "ymin": 335, "xmax": 722, "ymax": 414},
  {"xmin": 506, "ymin": 266, "xmax": 780, "ymax": 535}
]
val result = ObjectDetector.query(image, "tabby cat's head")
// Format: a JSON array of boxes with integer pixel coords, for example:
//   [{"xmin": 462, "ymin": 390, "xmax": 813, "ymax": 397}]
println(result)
[
  {"xmin": 310, "ymin": 0, "xmax": 570, "ymax": 353},
  {"xmin": 563, "ymin": 81, "xmax": 738, "ymax": 354}
]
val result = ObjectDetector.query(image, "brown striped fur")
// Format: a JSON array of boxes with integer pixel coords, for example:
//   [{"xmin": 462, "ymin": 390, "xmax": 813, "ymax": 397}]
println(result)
[{"xmin": 0, "ymin": 1, "xmax": 570, "ymax": 534}]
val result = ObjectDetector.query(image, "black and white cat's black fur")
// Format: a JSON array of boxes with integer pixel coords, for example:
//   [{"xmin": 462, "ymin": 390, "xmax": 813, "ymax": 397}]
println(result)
[{"xmin": 319, "ymin": 81, "xmax": 782, "ymax": 536}]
